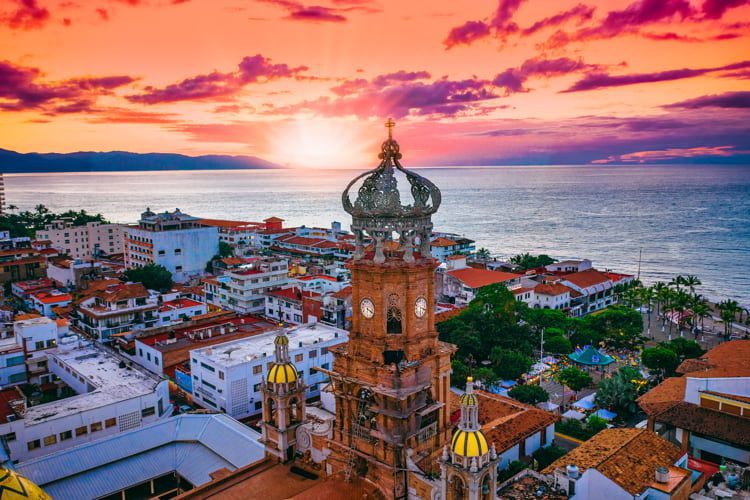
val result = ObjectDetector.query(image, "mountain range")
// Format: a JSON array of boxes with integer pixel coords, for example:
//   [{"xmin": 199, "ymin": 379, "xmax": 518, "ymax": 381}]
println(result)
[{"xmin": 0, "ymin": 148, "xmax": 280, "ymax": 173}]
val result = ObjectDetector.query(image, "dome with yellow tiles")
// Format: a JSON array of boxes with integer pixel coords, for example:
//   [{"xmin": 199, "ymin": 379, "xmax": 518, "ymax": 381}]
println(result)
[
  {"xmin": 451, "ymin": 428, "xmax": 489, "ymax": 458},
  {"xmin": 459, "ymin": 377, "xmax": 478, "ymax": 406},
  {"xmin": 274, "ymin": 333, "xmax": 289, "ymax": 346},
  {"xmin": 267, "ymin": 362, "xmax": 298, "ymax": 384},
  {"xmin": 0, "ymin": 467, "xmax": 50, "ymax": 500}
]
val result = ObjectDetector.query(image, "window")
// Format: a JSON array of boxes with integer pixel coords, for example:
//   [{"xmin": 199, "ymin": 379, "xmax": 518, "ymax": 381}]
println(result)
[
  {"xmin": 219, "ymin": 371, "xmax": 224, "ymax": 380},
  {"xmin": 253, "ymin": 365, "xmax": 262, "ymax": 374},
  {"xmin": 90, "ymin": 422, "xmax": 103, "ymax": 432},
  {"xmin": 176, "ymin": 266, "xmax": 183, "ymax": 272},
  {"xmin": 295, "ymin": 354, "xmax": 303, "ymax": 362},
  {"xmin": 59, "ymin": 430, "xmax": 72, "ymax": 441},
  {"xmin": 45, "ymin": 339, "xmax": 56, "ymax": 348},
  {"xmin": 75, "ymin": 426, "xmax": 88, "ymax": 437},
  {"xmin": 203, "ymin": 381, "xmax": 216, "ymax": 390},
  {"xmin": 321, "ymin": 363, "xmax": 330, "ymax": 370},
  {"xmin": 35, "ymin": 341, "xmax": 44, "ymax": 350},
  {"xmin": 105, "ymin": 418, "xmax": 117, "ymax": 428},
  {"xmin": 44, "ymin": 434, "xmax": 57, "ymax": 446},
  {"xmin": 27, "ymin": 439, "xmax": 41, "ymax": 451},
  {"xmin": 174, "ymin": 248, "xmax": 182, "ymax": 255},
  {"xmin": 158, "ymin": 250, "xmax": 166, "ymax": 256},
  {"xmin": 3, "ymin": 432, "xmax": 16, "ymax": 442},
  {"xmin": 147, "ymin": 353, "xmax": 151, "ymax": 361},
  {"xmin": 141, "ymin": 407, "xmax": 156, "ymax": 417},
  {"xmin": 253, "ymin": 383, "xmax": 261, "ymax": 392},
  {"xmin": 200, "ymin": 362, "xmax": 215, "ymax": 372},
  {"xmin": 155, "ymin": 357, "xmax": 159, "ymax": 366},
  {"xmin": 138, "ymin": 348, "xmax": 144, "ymax": 357},
  {"xmin": 255, "ymin": 401, "xmax": 263, "ymax": 410},
  {"xmin": 309, "ymin": 350, "xmax": 317, "ymax": 358},
  {"xmin": 321, "ymin": 347, "xmax": 328, "ymax": 354},
  {"xmin": 7, "ymin": 356, "xmax": 24, "ymax": 367}
]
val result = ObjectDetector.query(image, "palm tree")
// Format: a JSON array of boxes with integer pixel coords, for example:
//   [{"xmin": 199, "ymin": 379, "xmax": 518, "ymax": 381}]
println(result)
[
  {"xmin": 718, "ymin": 299, "xmax": 741, "ymax": 340},
  {"xmin": 691, "ymin": 300, "xmax": 711, "ymax": 340},
  {"xmin": 683, "ymin": 275, "xmax": 702, "ymax": 295},
  {"xmin": 669, "ymin": 275, "xmax": 685, "ymax": 291},
  {"xmin": 476, "ymin": 248, "xmax": 491, "ymax": 261},
  {"xmin": 652, "ymin": 282, "xmax": 668, "ymax": 318},
  {"xmin": 640, "ymin": 287, "xmax": 655, "ymax": 337},
  {"xmin": 672, "ymin": 290, "xmax": 691, "ymax": 337}
]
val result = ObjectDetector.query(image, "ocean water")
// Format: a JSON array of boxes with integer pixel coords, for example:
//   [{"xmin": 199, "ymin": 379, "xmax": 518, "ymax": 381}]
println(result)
[{"xmin": 5, "ymin": 165, "xmax": 750, "ymax": 306}]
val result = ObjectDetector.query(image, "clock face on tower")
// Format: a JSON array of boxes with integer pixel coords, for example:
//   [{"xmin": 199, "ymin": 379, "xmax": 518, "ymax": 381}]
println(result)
[
  {"xmin": 360, "ymin": 298, "xmax": 375, "ymax": 318},
  {"xmin": 415, "ymin": 297, "xmax": 427, "ymax": 318}
]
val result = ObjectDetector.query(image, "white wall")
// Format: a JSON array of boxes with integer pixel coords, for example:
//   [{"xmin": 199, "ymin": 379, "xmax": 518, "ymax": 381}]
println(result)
[
  {"xmin": 133, "ymin": 341, "xmax": 165, "ymax": 375},
  {"xmin": 684, "ymin": 376, "xmax": 750, "ymax": 404}
]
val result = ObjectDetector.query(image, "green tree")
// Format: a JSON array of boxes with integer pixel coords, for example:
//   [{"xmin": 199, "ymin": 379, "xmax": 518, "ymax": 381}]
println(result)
[
  {"xmin": 490, "ymin": 348, "xmax": 532, "ymax": 381},
  {"xmin": 474, "ymin": 367, "xmax": 499, "ymax": 387},
  {"xmin": 450, "ymin": 359, "xmax": 469, "ymax": 387},
  {"xmin": 509, "ymin": 253, "xmax": 556, "ymax": 270},
  {"xmin": 642, "ymin": 346, "xmax": 679, "ymax": 380},
  {"xmin": 544, "ymin": 335, "xmax": 572, "ymax": 354},
  {"xmin": 585, "ymin": 414, "xmax": 608, "ymax": 435},
  {"xmin": 0, "ymin": 205, "xmax": 109, "ymax": 239},
  {"xmin": 556, "ymin": 367, "xmax": 592, "ymax": 407},
  {"xmin": 508, "ymin": 384, "xmax": 549, "ymax": 405},
  {"xmin": 531, "ymin": 445, "xmax": 567, "ymax": 469},
  {"xmin": 718, "ymin": 299, "xmax": 742, "ymax": 340},
  {"xmin": 123, "ymin": 264, "xmax": 174, "ymax": 292},
  {"xmin": 595, "ymin": 366, "xmax": 644, "ymax": 418},
  {"xmin": 475, "ymin": 248, "xmax": 491, "ymax": 260},
  {"xmin": 217, "ymin": 241, "xmax": 233, "ymax": 258},
  {"xmin": 584, "ymin": 305, "xmax": 645, "ymax": 349},
  {"xmin": 663, "ymin": 338, "xmax": 704, "ymax": 360}
]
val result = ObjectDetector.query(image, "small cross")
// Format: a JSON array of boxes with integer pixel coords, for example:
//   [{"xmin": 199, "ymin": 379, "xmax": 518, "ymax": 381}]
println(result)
[{"xmin": 385, "ymin": 117, "xmax": 395, "ymax": 139}]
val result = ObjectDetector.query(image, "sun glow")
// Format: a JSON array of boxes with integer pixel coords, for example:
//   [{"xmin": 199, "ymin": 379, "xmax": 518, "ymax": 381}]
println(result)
[{"xmin": 269, "ymin": 119, "xmax": 378, "ymax": 169}]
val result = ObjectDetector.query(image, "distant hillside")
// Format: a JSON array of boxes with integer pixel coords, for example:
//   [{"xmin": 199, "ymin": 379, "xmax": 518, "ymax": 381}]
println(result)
[{"xmin": 0, "ymin": 148, "xmax": 281, "ymax": 173}]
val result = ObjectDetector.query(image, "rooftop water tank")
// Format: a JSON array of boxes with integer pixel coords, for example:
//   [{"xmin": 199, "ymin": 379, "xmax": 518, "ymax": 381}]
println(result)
[{"xmin": 566, "ymin": 465, "xmax": 579, "ymax": 479}]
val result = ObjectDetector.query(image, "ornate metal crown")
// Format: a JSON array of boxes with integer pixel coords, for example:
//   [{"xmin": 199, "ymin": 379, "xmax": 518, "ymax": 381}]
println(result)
[{"xmin": 342, "ymin": 120, "xmax": 441, "ymax": 220}]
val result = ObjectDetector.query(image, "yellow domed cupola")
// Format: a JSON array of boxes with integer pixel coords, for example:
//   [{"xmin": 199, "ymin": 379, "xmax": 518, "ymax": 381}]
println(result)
[
  {"xmin": 451, "ymin": 428, "xmax": 489, "ymax": 458},
  {"xmin": 450, "ymin": 376, "xmax": 492, "ymax": 459},
  {"xmin": 267, "ymin": 362, "xmax": 298, "ymax": 384},
  {"xmin": 0, "ymin": 467, "xmax": 51, "ymax": 500}
]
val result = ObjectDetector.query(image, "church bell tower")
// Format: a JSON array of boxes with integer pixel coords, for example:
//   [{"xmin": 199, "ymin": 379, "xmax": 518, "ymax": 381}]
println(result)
[{"xmin": 325, "ymin": 119, "xmax": 456, "ymax": 498}]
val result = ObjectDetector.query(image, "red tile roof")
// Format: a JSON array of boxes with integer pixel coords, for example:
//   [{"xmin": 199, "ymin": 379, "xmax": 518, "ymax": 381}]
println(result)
[
  {"xmin": 159, "ymin": 298, "xmax": 204, "ymax": 313},
  {"xmin": 534, "ymin": 283, "xmax": 573, "ymax": 297},
  {"xmin": 543, "ymin": 429, "xmax": 684, "ymax": 496},
  {"xmin": 447, "ymin": 268, "xmax": 521, "ymax": 289},
  {"xmin": 563, "ymin": 269, "xmax": 612, "ymax": 289},
  {"xmin": 431, "ymin": 237, "xmax": 458, "ymax": 247},
  {"xmin": 31, "ymin": 291, "xmax": 72, "ymax": 304}
]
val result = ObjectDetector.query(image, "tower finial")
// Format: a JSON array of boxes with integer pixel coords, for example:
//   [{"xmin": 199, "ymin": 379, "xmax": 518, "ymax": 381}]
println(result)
[{"xmin": 385, "ymin": 117, "xmax": 395, "ymax": 140}]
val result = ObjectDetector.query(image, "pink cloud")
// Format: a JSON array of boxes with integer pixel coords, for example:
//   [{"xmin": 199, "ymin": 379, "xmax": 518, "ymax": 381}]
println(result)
[
  {"xmin": 127, "ymin": 55, "xmax": 308, "ymax": 104},
  {"xmin": 521, "ymin": 3, "xmax": 595, "ymax": 36},
  {"xmin": 1, "ymin": 0, "xmax": 50, "ymax": 30},
  {"xmin": 592, "ymin": 145, "xmax": 739, "ymax": 163},
  {"xmin": 444, "ymin": 0, "xmax": 525, "ymax": 48},
  {"xmin": 493, "ymin": 57, "xmax": 599, "ymax": 94},
  {"xmin": 0, "ymin": 60, "xmax": 136, "ymax": 112},
  {"xmin": 564, "ymin": 60, "xmax": 750, "ymax": 92}
]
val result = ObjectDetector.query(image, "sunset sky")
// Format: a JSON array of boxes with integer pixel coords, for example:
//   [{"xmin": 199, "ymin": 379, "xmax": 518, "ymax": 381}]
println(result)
[{"xmin": 1, "ymin": 0, "xmax": 749, "ymax": 167}]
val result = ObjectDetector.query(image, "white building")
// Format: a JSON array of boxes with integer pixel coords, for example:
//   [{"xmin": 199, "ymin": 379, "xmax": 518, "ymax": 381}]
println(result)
[
  {"xmin": 204, "ymin": 258, "xmax": 290, "ymax": 314},
  {"xmin": 36, "ymin": 220, "xmax": 125, "ymax": 259},
  {"xmin": 545, "ymin": 259, "xmax": 593, "ymax": 273},
  {"xmin": 0, "ymin": 342, "xmax": 171, "ymax": 463},
  {"xmin": 530, "ymin": 282, "xmax": 573, "ymax": 310},
  {"xmin": 15, "ymin": 413, "xmax": 265, "ymax": 500},
  {"xmin": 75, "ymin": 282, "xmax": 158, "ymax": 341},
  {"xmin": 436, "ymin": 255, "xmax": 522, "ymax": 306},
  {"xmin": 0, "ymin": 332, "xmax": 26, "ymax": 387},
  {"xmin": 561, "ymin": 269, "xmax": 617, "ymax": 314},
  {"xmin": 124, "ymin": 208, "xmax": 219, "ymax": 282},
  {"xmin": 544, "ymin": 429, "xmax": 691, "ymax": 499},
  {"xmin": 28, "ymin": 290, "xmax": 72, "ymax": 318},
  {"xmin": 190, "ymin": 323, "xmax": 348, "ymax": 419},
  {"xmin": 264, "ymin": 287, "xmax": 322, "ymax": 325},
  {"xmin": 13, "ymin": 316, "xmax": 69, "ymax": 385},
  {"xmin": 293, "ymin": 274, "xmax": 346, "ymax": 294},
  {"xmin": 157, "ymin": 297, "xmax": 207, "ymax": 327}
]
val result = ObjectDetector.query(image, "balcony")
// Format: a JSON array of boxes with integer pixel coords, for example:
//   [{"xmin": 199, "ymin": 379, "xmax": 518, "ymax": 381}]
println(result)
[{"xmin": 415, "ymin": 422, "xmax": 437, "ymax": 443}]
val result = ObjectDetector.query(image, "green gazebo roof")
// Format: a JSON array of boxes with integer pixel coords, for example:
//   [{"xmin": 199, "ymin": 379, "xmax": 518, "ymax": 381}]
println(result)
[{"xmin": 569, "ymin": 345, "xmax": 615, "ymax": 366}]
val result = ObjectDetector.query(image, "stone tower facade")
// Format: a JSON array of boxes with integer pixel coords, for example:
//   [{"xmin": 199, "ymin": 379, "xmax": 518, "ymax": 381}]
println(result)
[
  {"xmin": 440, "ymin": 377, "xmax": 498, "ymax": 500},
  {"xmin": 325, "ymin": 120, "xmax": 456, "ymax": 499},
  {"xmin": 260, "ymin": 330, "xmax": 307, "ymax": 462}
]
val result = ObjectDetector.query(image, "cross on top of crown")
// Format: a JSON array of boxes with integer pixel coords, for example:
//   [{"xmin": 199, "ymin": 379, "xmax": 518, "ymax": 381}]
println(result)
[{"xmin": 385, "ymin": 117, "xmax": 395, "ymax": 139}]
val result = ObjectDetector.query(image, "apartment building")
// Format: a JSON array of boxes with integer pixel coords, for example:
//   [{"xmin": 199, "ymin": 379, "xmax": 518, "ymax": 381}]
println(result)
[
  {"xmin": 0, "ymin": 245, "xmax": 46, "ymax": 283},
  {"xmin": 35, "ymin": 220, "xmax": 125, "ymax": 259},
  {"xmin": 0, "ymin": 342, "xmax": 171, "ymax": 463},
  {"xmin": 13, "ymin": 316, "xmax": 69, "ymax": 385},
  {"xmin": 189, "ymin": 323, "xmax": 347, "ymax": 419},
  {"xmin": 124, "ymin": 208, "xmax": 219, "ymax": 282},
  {"xmin": 264, "ymin": 287, "xmax": 322, "ymax": 325},
  {"xmin": 204, "ymin": 258, "xmax": 290, "ymax": 314},
  {"xmin": 74, "ymin": 282, "xmax": 158, "ymax": 341}
]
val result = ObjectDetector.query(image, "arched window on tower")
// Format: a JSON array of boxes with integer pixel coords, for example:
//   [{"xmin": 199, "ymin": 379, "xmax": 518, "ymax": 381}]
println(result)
[
  {"xmin": 290, "ymin": 397, "xmax": 300, "ymax": 423},
  {"xmin": 386, "ymin": 294, "xmax": 402, "ymax": 334}
]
